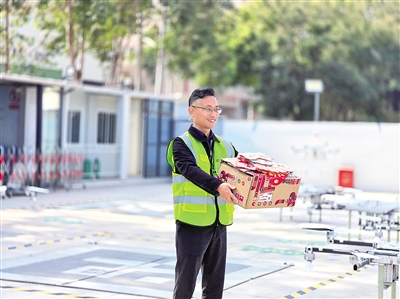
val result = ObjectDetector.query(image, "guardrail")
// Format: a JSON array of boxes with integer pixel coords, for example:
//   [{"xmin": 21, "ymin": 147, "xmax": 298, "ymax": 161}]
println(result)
[
  {"xmin": 0, "ymin": 145, "xmax": 83, "ymax": 190},
  {"xmin": 0, "ymin": 144, "xmax": 121, "ymax": 191}
]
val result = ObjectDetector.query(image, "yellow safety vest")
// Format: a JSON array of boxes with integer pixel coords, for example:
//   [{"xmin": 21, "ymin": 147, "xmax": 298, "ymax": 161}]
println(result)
[{"xmin": 167, "ymin": 132, "xmax": 235, "ymax": 226}]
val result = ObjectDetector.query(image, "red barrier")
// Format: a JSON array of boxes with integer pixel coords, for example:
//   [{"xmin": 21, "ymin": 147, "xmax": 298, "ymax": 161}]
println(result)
[
  {"xmin": 0, "ymin": 154, "xmax": 4, "ymax": 184},
  {"xmin": 0, "ymin": 146, "xmax": 84, "ymax": 189}
]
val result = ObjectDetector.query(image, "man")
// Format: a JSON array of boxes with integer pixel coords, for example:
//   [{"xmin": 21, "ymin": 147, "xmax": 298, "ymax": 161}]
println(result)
[{"xmin": 166, "ymin": 87, "xmax": 239, "ymax": 299}]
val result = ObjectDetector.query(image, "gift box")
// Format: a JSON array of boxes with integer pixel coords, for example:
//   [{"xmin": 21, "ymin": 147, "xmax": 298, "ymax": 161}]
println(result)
[{"xmin": 218, "ymin": 154, "xmax": 301, "ymax": 209}]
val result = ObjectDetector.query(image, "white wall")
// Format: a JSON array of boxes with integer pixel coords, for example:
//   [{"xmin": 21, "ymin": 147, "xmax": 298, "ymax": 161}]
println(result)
[
  {"xmin": 63, "ymin": 91, "xmax": 122, "ymax": 177},
  {"xmin": 86, "ymin": 94, "xmax": 118, "ymax": 144},
  {"xmin": 222, "ymin": 120, "xmax": 400, "ymax": 193}
]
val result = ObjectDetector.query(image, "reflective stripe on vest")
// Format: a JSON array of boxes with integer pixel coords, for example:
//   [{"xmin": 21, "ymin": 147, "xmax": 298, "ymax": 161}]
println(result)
[{"xmin": 167, "ymin": 131, "xmax": 235, "ymax": 226}]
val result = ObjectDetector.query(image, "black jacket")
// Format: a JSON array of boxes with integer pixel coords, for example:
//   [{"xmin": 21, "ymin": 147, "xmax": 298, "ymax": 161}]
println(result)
[{"xmin": 171, "ymin": 125, "xmax": 238, "ymax": 196}]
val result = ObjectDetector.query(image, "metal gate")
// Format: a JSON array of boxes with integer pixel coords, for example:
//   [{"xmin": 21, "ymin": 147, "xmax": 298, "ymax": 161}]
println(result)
[{"xmin": 142, "ymin": 99, "xmax": 174, "ymax": 177}]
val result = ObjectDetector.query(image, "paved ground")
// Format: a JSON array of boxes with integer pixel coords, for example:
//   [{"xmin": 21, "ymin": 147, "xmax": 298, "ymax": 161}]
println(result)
[{"xmin": 0, "ymin": 178, "xmax": 399, "ymax": 299}]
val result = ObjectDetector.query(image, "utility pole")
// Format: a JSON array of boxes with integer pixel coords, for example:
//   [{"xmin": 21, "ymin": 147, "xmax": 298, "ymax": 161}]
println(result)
[
  {"xmin": 154, "ymin": 4, "xmax": 167, "ymax": 95},
  {"xmin": 305, "ymin": 79, "xmax": 324, "ymax": 121}
]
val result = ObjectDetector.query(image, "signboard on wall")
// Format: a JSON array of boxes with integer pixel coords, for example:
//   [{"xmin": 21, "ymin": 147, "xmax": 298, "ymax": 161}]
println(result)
[{"xmin": 9, "ymin": 89, "xmax": 21, "ymax": 110}]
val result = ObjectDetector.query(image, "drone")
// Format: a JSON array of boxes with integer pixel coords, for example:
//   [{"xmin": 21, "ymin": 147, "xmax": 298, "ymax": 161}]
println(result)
[
  {"xmin": 291, "ymin": 141, "xmax": 340, "ymax": 160},
  {"xmin": 303, "ymin": 224, "xmax": 399, "ymax": 299}
]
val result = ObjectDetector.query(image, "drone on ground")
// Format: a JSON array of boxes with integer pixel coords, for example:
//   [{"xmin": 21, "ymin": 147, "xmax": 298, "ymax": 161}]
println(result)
[{"xmin": 303, "ymin": 224, "xmax": 399, "ymax": 299}]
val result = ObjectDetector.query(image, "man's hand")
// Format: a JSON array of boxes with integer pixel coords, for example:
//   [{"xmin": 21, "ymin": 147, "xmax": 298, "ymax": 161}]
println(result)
[{"xmin": 217, "ymin": 183, "xmax": 238, "ymax": 204}]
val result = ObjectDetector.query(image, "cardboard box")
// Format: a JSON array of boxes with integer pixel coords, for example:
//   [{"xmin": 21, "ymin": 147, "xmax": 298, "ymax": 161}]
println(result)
[{"xmin": 218, "ymin": 160, "xmax": 301, "ymax": 209}]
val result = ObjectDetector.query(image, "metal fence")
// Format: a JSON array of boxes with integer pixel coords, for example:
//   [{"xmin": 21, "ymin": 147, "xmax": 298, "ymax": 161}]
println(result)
[
  {"xmin": 0, "ymin": 145, "xmax": 83, "ymax": 190},
  {"xmin": 0, "ymin": 144, "xmax": 121, "ymax": 190}
]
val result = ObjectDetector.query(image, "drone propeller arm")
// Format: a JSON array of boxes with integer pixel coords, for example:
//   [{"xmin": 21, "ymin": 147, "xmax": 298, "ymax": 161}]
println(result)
[
  {"xmin": 331, "ymin": 239, "xmax": 374, "ymax": 247},
  {"xmin": 305, "ymin": 246, "xmax": 354, "ymax": 259},
  {"xmin": 353, "ymin": 258, "xmax": 370, "ymax": 271}
]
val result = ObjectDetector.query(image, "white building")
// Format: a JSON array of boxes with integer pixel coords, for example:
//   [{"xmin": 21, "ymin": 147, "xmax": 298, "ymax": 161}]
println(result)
[{"xmin": 0, "ymin": 73, "xmax": 175, "ymax": 189}]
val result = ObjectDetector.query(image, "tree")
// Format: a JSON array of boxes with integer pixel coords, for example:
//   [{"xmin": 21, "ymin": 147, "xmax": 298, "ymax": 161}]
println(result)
[
  {"xmin": 160, "ymin": 0, "xmax": 234, "ymax": 86},
  {"xmin": 4, "ymin": 0, "xmax": 398, "ymax": 121},
  {"xmin": 34, "ymin": 0, "xmax": 154, "ymax": 86},
  {"xmin": 195, "ymin": 1, "xmax": 399, "ymax": 121},
  {"xmin": 0, "ymin": 0, "xmax": 32, "ymax": 73},
  {"xmin": 35, "ymin": 0, "xmax": 97, "ymax": 82},
  {"xmin": 87, "ymin": 1, "xmax": 154, "ymax": 86}
]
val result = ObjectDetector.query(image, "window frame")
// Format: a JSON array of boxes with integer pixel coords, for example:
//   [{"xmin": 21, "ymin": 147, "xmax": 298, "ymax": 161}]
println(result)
[
  {"xmin": 67, "ymin": 110, "xmax": 81, "ymax": 144},
  {"xmin": 97, "ymin": 111, "xmax": 117, "ymax": 144}
]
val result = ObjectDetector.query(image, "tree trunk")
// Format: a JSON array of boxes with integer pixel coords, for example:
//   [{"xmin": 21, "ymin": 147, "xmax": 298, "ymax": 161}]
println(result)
[
  {"xmin": 154, "ymin": 6, "xmax": 167, "ymax": 94},
  {"xmin": 106, "ymin": 3, "xmax": 124, "ymax": 86},
  {"xmin": 107, "ymin": 43, "xmax": 120, "ymax": 86},
  {"xmin": 115, "ymin": 40, "xmax": 124, "ymax": 86},
  {"xmin": 77, "ymin": 30, "xmax": 85, "ymax": 83},
  {"xmin": 5, "ymin": 0, "xmax": 10, "ymax": 74},
  {"xmin": 135, "ymin": 12, "xmax": 143, "ymax": 91},
  {"xmin": 67, "ymin": 0, "xmax": 75, "ymax": 78}
]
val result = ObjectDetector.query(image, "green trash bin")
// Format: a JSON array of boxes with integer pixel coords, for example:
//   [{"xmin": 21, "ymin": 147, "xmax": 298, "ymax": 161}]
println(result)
[
  {"xmin": 83, "ymin": 159, "xmax": 92, "ymax": 179},
  {"xmin": 93, "ymin": 158, "xmax": 100, "ymax": 179}
]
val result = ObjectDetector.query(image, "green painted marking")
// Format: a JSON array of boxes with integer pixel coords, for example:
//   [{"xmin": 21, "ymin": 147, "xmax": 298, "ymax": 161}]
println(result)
[
  {"xmin": 43, "ymin": 217, "xmax": 84, "ymax": 224},
  {"xmin": 275, "ymin": 238, "xmax": 326, "ymax": 246},
  {"xmin": 242, "ymin": 245, "xmax": 303, "ymax": 256},
  {"xmin": 305, "ymin": 230, "xmax": 361, "ymax": 239}
]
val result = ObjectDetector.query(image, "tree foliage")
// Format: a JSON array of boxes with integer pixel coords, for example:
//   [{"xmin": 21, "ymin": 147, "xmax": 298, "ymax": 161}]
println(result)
[
  {"xmin": 192, "ymin": 1, "xmax": 399, "ymax": 121},
  {"xmin": 161, "ymin": 0, "xmax": 234, "ymax": 85},
  {"xmin": 35, "ymin": 0, "xmax": 96, "ymax": 82},
  {"xmin": 86, "ymin": 1, "xmax": 153, "ymax": 85},
  {"xmin": 34, "ymin": 0, "xmax": 153, "ymax": 84},
  {"xmin": 4, "ymin": 0, "xmax": 399, "ymax": 122},
  {"xmin": 0, "ymin": 0, "xmax": 32, "ymax": 73}
]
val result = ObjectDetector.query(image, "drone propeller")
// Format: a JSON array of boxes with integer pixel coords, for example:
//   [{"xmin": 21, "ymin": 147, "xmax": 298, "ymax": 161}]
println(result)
[
  {"xmin": 376, "ymin": 241, "xmax": 400, "ymax": 251},
  {"xmin": 304, "ymin": 227, "xmax": 333, "ymax": 231},
  {"xmin": 300, "ymin": 223, "xmax": 335, "ymax": 231},
  {"xmin": 375, "ymin": 225, "xmax": 400, "ymax": 232},
  {"xmin": 301, "ymin": 222, "xmax": 397, "ymax": 236}
]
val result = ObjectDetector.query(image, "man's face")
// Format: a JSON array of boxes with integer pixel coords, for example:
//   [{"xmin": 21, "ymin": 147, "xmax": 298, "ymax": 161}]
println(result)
[{"xmin": 189, "ymin": 95, "xmax": 220, "ymax": 133}]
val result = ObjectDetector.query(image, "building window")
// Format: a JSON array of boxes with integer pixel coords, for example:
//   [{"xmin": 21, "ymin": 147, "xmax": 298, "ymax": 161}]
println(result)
[
  {"xmin": 97, "ymin": 112, "xmax": 116, "ymax": 144},
  {"xmin": 67, "ymin": 110, "xmax": 81, "ymax": 143}
]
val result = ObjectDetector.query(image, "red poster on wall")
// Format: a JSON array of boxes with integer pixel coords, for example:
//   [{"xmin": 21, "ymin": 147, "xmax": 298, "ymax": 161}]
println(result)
[{"xmin": 9, "ymin": 89, "xmax": 21, "ymax": 110}]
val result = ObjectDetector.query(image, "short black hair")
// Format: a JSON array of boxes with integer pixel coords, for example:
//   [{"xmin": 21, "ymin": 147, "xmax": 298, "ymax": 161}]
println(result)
[{"xmin": 188, "ymin": 87, "xmax": 216, "ymax": 107}]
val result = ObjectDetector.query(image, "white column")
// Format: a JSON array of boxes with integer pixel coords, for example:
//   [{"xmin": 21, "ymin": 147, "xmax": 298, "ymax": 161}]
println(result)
[
  {"xmin": 60, "ymin": 90, "xmax": 70, "ymax": 150},
  {"xmin": 24, "ymin": 87, "xmax": 37, "ymax": 150},
  {"xmin": 119, "ymin": 92, "xmax": 131, "ymax": 180}
]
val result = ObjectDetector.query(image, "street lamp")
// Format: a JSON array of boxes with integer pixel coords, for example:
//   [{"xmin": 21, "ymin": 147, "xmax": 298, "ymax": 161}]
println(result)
[
  {"xmin": 64, "ymin": 65, "xmax": 76, "ymax": 82},
  {"xmin": 122, "ymin": 76, "xmax": 133, "ymax": 90},
  {"xmin": 305, "ymin": 79, "xmax": 324, "ymax": 121}
]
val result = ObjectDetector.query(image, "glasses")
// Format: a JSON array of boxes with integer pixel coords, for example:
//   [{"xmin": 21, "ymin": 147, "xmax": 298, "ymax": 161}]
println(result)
[{"xmin": 191, "ymin": 106, "xmax": 222, "ymax": 114}]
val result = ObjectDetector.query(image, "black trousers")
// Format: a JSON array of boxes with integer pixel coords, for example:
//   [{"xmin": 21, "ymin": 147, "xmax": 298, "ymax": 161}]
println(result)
[{"xmin": 173, "ymin": 221, "xmax": 227, "ymax": 299}]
